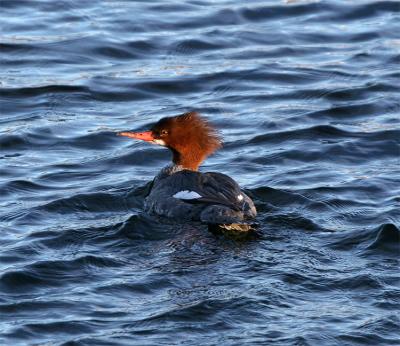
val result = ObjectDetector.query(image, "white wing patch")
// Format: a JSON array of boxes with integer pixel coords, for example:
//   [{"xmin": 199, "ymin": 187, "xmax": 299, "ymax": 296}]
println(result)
[
  {"xmin": 173, "ymin": 190, "xmax": 202, "ymax": 200},
  {"xmin": 237, "ymin": 194, "xmax": 244, "ymax": 201}
]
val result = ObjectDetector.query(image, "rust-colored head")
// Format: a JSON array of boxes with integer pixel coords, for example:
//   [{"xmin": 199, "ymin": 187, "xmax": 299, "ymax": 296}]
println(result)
[{"xmin": 118, "ymin": 112, "xmax": 222, "ymax": 170}]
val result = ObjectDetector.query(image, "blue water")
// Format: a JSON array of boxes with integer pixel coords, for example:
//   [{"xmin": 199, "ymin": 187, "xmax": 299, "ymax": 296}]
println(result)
[{"xmin": 1, "ymin": 0, "xmax": 399, "ymax": 345}]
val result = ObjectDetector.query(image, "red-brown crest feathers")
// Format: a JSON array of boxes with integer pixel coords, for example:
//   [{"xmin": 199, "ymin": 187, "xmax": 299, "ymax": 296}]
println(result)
[
  {"xmin": 152, "ymin": 111, "xmax": 222, "ymax": 170},
  {"xmin": 175, "ymin": 111, "xmax": 222, "ymax": 155}
]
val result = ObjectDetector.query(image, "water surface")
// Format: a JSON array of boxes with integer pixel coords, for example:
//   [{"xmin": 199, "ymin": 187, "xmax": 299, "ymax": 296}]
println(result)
[{"xmin": 1, "ymin": 0, "xmax": 399, "ymax": 345}]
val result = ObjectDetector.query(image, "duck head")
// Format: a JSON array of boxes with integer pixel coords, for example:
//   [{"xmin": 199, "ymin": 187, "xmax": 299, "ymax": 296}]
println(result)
[{"xmin": 118, "ymin": 112, "xmax": 222, "ymax": 171}]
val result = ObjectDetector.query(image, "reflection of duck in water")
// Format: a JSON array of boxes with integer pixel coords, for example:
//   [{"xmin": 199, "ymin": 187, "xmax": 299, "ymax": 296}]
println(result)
[{"xmin": 119, "ymin": 112, "xmax": 256, "ymax": 232}]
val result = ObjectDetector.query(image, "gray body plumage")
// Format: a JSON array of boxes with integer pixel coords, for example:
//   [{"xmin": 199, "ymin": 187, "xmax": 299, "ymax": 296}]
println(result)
[{"xmin": 144, "ymin": 165, "xmax": 257, "ymax": 225}]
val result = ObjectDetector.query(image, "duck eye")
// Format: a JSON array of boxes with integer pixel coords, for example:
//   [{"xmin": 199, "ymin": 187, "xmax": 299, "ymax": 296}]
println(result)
[{"xmin": 160, "ymin": 129, "xmax": 168, "ymax": 136}]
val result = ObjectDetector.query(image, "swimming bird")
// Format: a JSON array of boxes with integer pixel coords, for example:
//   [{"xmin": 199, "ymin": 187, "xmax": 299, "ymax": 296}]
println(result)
[{"xmin": 118, "ymin": 112, "xmax": 257, "ymax": 232}]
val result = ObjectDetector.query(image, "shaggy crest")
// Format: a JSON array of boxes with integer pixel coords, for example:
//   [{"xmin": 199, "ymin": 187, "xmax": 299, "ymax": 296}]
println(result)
[{"xmin": 151, "ymin": 112, "xmax": 222, "ymax": 170}]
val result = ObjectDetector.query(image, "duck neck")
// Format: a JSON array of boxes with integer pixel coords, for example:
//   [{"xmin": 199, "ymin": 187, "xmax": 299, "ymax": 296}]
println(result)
[{"xmin": 171, "ymin": 148, "xmax": 203, "ymax": 171}]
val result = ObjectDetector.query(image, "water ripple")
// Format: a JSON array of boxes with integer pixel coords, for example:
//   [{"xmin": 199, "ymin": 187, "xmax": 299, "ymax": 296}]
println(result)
[{"xmin": 1, "ymin": 0, "xmax": 399, "ymax": 345}]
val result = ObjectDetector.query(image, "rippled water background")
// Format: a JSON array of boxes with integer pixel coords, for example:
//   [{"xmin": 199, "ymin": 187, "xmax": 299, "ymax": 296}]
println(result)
[{"xmin": 1, "ymin": 0, "xmax": 400, "ymax": 345}]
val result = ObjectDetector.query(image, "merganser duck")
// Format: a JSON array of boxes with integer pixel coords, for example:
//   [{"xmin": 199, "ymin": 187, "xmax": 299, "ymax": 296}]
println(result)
[{"xmin": 118, "ymin": 112, "xmax": 257, "ymax": 232}]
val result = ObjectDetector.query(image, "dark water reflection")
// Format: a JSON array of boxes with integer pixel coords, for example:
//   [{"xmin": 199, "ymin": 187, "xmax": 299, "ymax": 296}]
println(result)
[{"xmin": 1, "ymin": 0, "xmax": 399, "ymax": 345}]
